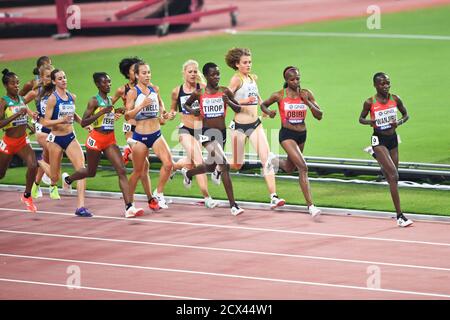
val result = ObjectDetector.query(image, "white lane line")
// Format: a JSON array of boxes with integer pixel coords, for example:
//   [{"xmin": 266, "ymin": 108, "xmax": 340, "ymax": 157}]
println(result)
[
  {"xmin": 1, "ymin": 230, "xmax": 449, "ymax": 272},
  {"xmin": 226, "ymin": 30, "xmax": 450, "ymax": 41},
  {"xmin": 0, "ymin": 277, "xmax": 206, "ymax": 300},
  {"xmin": 1, "ymin": 254, "xmax": 449, "ymax": 299},
  {"xmin": 1, "ymin": 207, "xmax": 449, "ymax": 247}
]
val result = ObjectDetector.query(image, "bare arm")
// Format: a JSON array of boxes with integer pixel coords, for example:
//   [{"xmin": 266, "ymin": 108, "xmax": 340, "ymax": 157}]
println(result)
[
  {"xmin": 111, "ymin": 86, "xmax": 125, "ymax": 106},
  {"xmin": 183, "ymin": 90, "xmax": 202, "ymax": 116},
  {"xmin": 359, "ymin": 98, "xmax": 376, "ymax": 126},
  {"xmin": 80, "ymin": 97, "xmax": 110, "ymax": 127},
  {"xmin": 124, "ymin": 88, "xmax": 151, "ymax": 121},
  {"xmin": 393, "ymin": 95, "xmax": 409, "ymax": 127},
  {"xmin": 23, "ymin": 89, "xmax": 37, "ymax": 104},
  {"xmin": 260, "ymin": 91, "xmax": 281, "ymax": 118},
  {"xmin": 301, "ymin": 89, "xmax": 323, "ymax": 120},
  {"xmin": 222, "ymin": 87, "xmax": 241, "ymax": 113},
  {"xmin": 153, "ymin": 85, "xmax": 170, "ymax": 120},
  {"xmin": 170, "ymin": 86, "xmax": 180, "ymax": 113},
  {"xmin": 19, "ymin": 79, "xmax": 35, "ymax": 97}
]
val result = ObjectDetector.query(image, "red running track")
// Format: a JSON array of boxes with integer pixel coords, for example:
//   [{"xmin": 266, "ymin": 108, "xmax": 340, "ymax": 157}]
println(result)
[{"xmin": 0, "ymin": 190, "xmax": 449, "ymax": 300}]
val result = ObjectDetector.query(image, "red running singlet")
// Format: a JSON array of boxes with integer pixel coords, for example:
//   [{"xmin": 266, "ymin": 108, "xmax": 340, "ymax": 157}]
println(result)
[
  {"xmin": 199, "ymin": 91, "xmax": 227, "ymax": 119},
  {"xmin": 278, "ymin": 89, "xmax": 308, "ymax": 125},
  {"xmin": 370, "ymin": 95, "xmax": 397, "ymax": 131}
]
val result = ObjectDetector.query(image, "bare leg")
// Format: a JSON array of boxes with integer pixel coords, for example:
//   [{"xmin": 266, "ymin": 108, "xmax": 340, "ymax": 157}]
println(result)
[
  {"xmin": 65, "ymin": 139, "xmax": 86, "ymax": 209},
  {"xmin": 374, "ymin": 146, "xmax": 402, "ymax": 217},
  {"xmin": 281, "ymin": 139, "xmax": 313, "ymax": 206}
]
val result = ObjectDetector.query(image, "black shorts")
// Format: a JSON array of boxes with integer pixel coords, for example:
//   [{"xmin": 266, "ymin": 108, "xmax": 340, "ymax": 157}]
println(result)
[
  {"xmin": 230, "ymin": 118, "xmax": 262, "ymax": 137},
  {"xmin": 178, "ymin": 125, "xmax": 202, "ymax": 141},
  {"xmin": 371, "ymin": 132, "xmax": 398, "ymax": 150},
  {"xmin": 200, "ymin": 127, "xmax": 227, "ymax": 149},
  {"xmin": 279, "ymin": 127, "xmax": 307, "ymax": 145}
]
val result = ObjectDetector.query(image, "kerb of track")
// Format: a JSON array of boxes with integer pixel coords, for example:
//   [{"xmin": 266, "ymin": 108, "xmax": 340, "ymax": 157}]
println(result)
[{"xmin": 0, "ymin": 184, "xmax": 448, "ymax": 223}]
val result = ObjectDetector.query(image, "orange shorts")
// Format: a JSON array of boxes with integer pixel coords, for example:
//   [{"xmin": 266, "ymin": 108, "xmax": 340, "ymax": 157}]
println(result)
[
  {"xmin": 86, "ymin": 130, "xmax": 116, "ymax": 151},
  {"xmin": 0, "ymin": 134, "xmax": 28, "ymax": 155}
]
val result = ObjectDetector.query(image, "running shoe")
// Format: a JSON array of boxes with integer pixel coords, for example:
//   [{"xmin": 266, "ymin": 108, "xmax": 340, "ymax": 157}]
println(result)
[
  {"xmin": 62, "ymin": 172, "xmax": 72, "ymax": 193},
  {"xmin": 125, "ymin": 205, "xmax": 145, "ymax": 218},
  {"xmin": 153, "ymin": 189, "xmax": 168, "ymax": 209},
  {"xmin": 181, "ymin": 168, "xmax": 192, "ymax": 188},
  {"xmin": 49, "ymin": 185, "xmax": 60, "ymax": 200},
  {"xmin": 270, "ymin": 195, "xmax": 285, "ymax": 209},
  {"xmin": 308, "ymin": 205, "xmax": 321, "ymax": 219},
  {"xmin": 397, "ymin": 214, "xmax": 413, "ymax": 228},
  {"xmin": 21, "ymin": 194, "xmax": 37, "ymax": 213},
  {"xmin": 122, "ymin": 146, "xmax": 132, "ymax": 165},
  {"xmin": 31, "ymin": 182, "xmax": 42, "ymax": 199},
  {"xmin": 75, "ymin": 207, "xmax": 93, "ymax": 217},
  {"xmin": 42, "ymin": 173, "xmax": 51, "ymax": 186},
  {"xmin": 148, "ymin": 197, "xmax": 160, "ymax": 211},
  {"xmin": 205, "ymin": 197, "xmax": 218, "ymax": 209},
  {"xmin": 211, "ymin": 168, "xmax": 221, "ymax": 185},
  {"xmin": 231, "ymin": 204, "xmax": 244, "ymax": 216}
]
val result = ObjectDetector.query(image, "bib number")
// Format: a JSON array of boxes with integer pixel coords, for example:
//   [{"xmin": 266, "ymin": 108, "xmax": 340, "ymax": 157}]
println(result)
[
  {"xmin": 0, "ymin": 140, "xmax": 6, "ymax": 151},
  {"xmin": 35, "ymin": 122, "xmax": 43, "ymax": 133},
  {"xmin": 198, "ymin": 134, "xmax": 209, "ymax": 143},
  {"xmin": 371, "ymin": 135, "xmax": 380, "ymax": 147},
  {"xmin": 122, "ymin": 123, "xmax": 132, "ymax": 133},
  {"xmin": 87, "ymin": 136, "xmax": 96, "ymax": 148},
  {"xmin": 229, "ymin": 120, "xmax": 235, "ymax": 130},
  {"xmin": 47, "ymin": 133, "xmax": 55, "ymax": 143}
]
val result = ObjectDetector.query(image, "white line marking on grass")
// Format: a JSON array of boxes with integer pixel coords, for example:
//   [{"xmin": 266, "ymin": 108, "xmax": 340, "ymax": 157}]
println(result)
[
  {"xmin": 1, "ymin": 230, "xmax": 449, "ymax": 272},
  {"xmin": 1, "ymin": 254, "xmax": 449, "ymax": 299},
  {"xmin": 226, "ymin": 30, "xmax": 450, "ymax": 41},
  {"xmin": 1, "ymin": 207, "xmax": 450, "ymax": 247},
  {"xmin": 0, "ymin": 277, "xmax": 206, "ymax": 300}
]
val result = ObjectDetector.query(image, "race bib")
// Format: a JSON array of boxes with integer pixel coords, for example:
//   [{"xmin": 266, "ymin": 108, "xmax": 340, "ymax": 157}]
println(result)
[
  {"xmin": 180, "ymin": 96, "xmax": 200, "ymax": 114},
  {"xmin": 35, "ymin": 122, "xmax": 43, "ymax": 133},
  {"xmin": 284, "ymin": 103, "xmax": 307, "ymax": 124},
  {"xmin": 371, "ymin": 135, "xmax": 380, "ymax": 147},
  {"xmin": 122, "ymin": 123, "xmax": 132, "ymax": 133},
  {"xmin": 229, "ymin": 120, "xmax": 236, "ymax": 130},
  {"xmin": 59, "ymin": 103, "xmax": 75, "ymax": 124},
  {"xmin": 135, "ymin": 92, "xmax": 159, "ymax": 118},
  {"xmin": 246, "ymin": 83, "xmax": 259, "ymax": 104},
  {"xmin": 101, "ymin": 112, "xmax": 115, "ymax": 130},
  {"xmin": 47, "ymin": 133, "xmax": 55, "ymax": 142},
  {"xmin": 10, "ymin": 106, "xmax": 28, "ymax": 127},
  {"xmin": 202, "ymin": 97, "xmax": 224, "ymax": 118},
  {"xmin": 198, "ymin": 134, "xmax": 210, "ymax": 143},
  {"xmin": 87, "ymin": 136, "xmax": 96, "ymax": 148},
  {"xmin": 374, "ymin": 107, "xmax": 397, "ymax": 130},
  {"xmin": 0, "ymin": 140, "xmax": 6, "ymax": 151}
]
